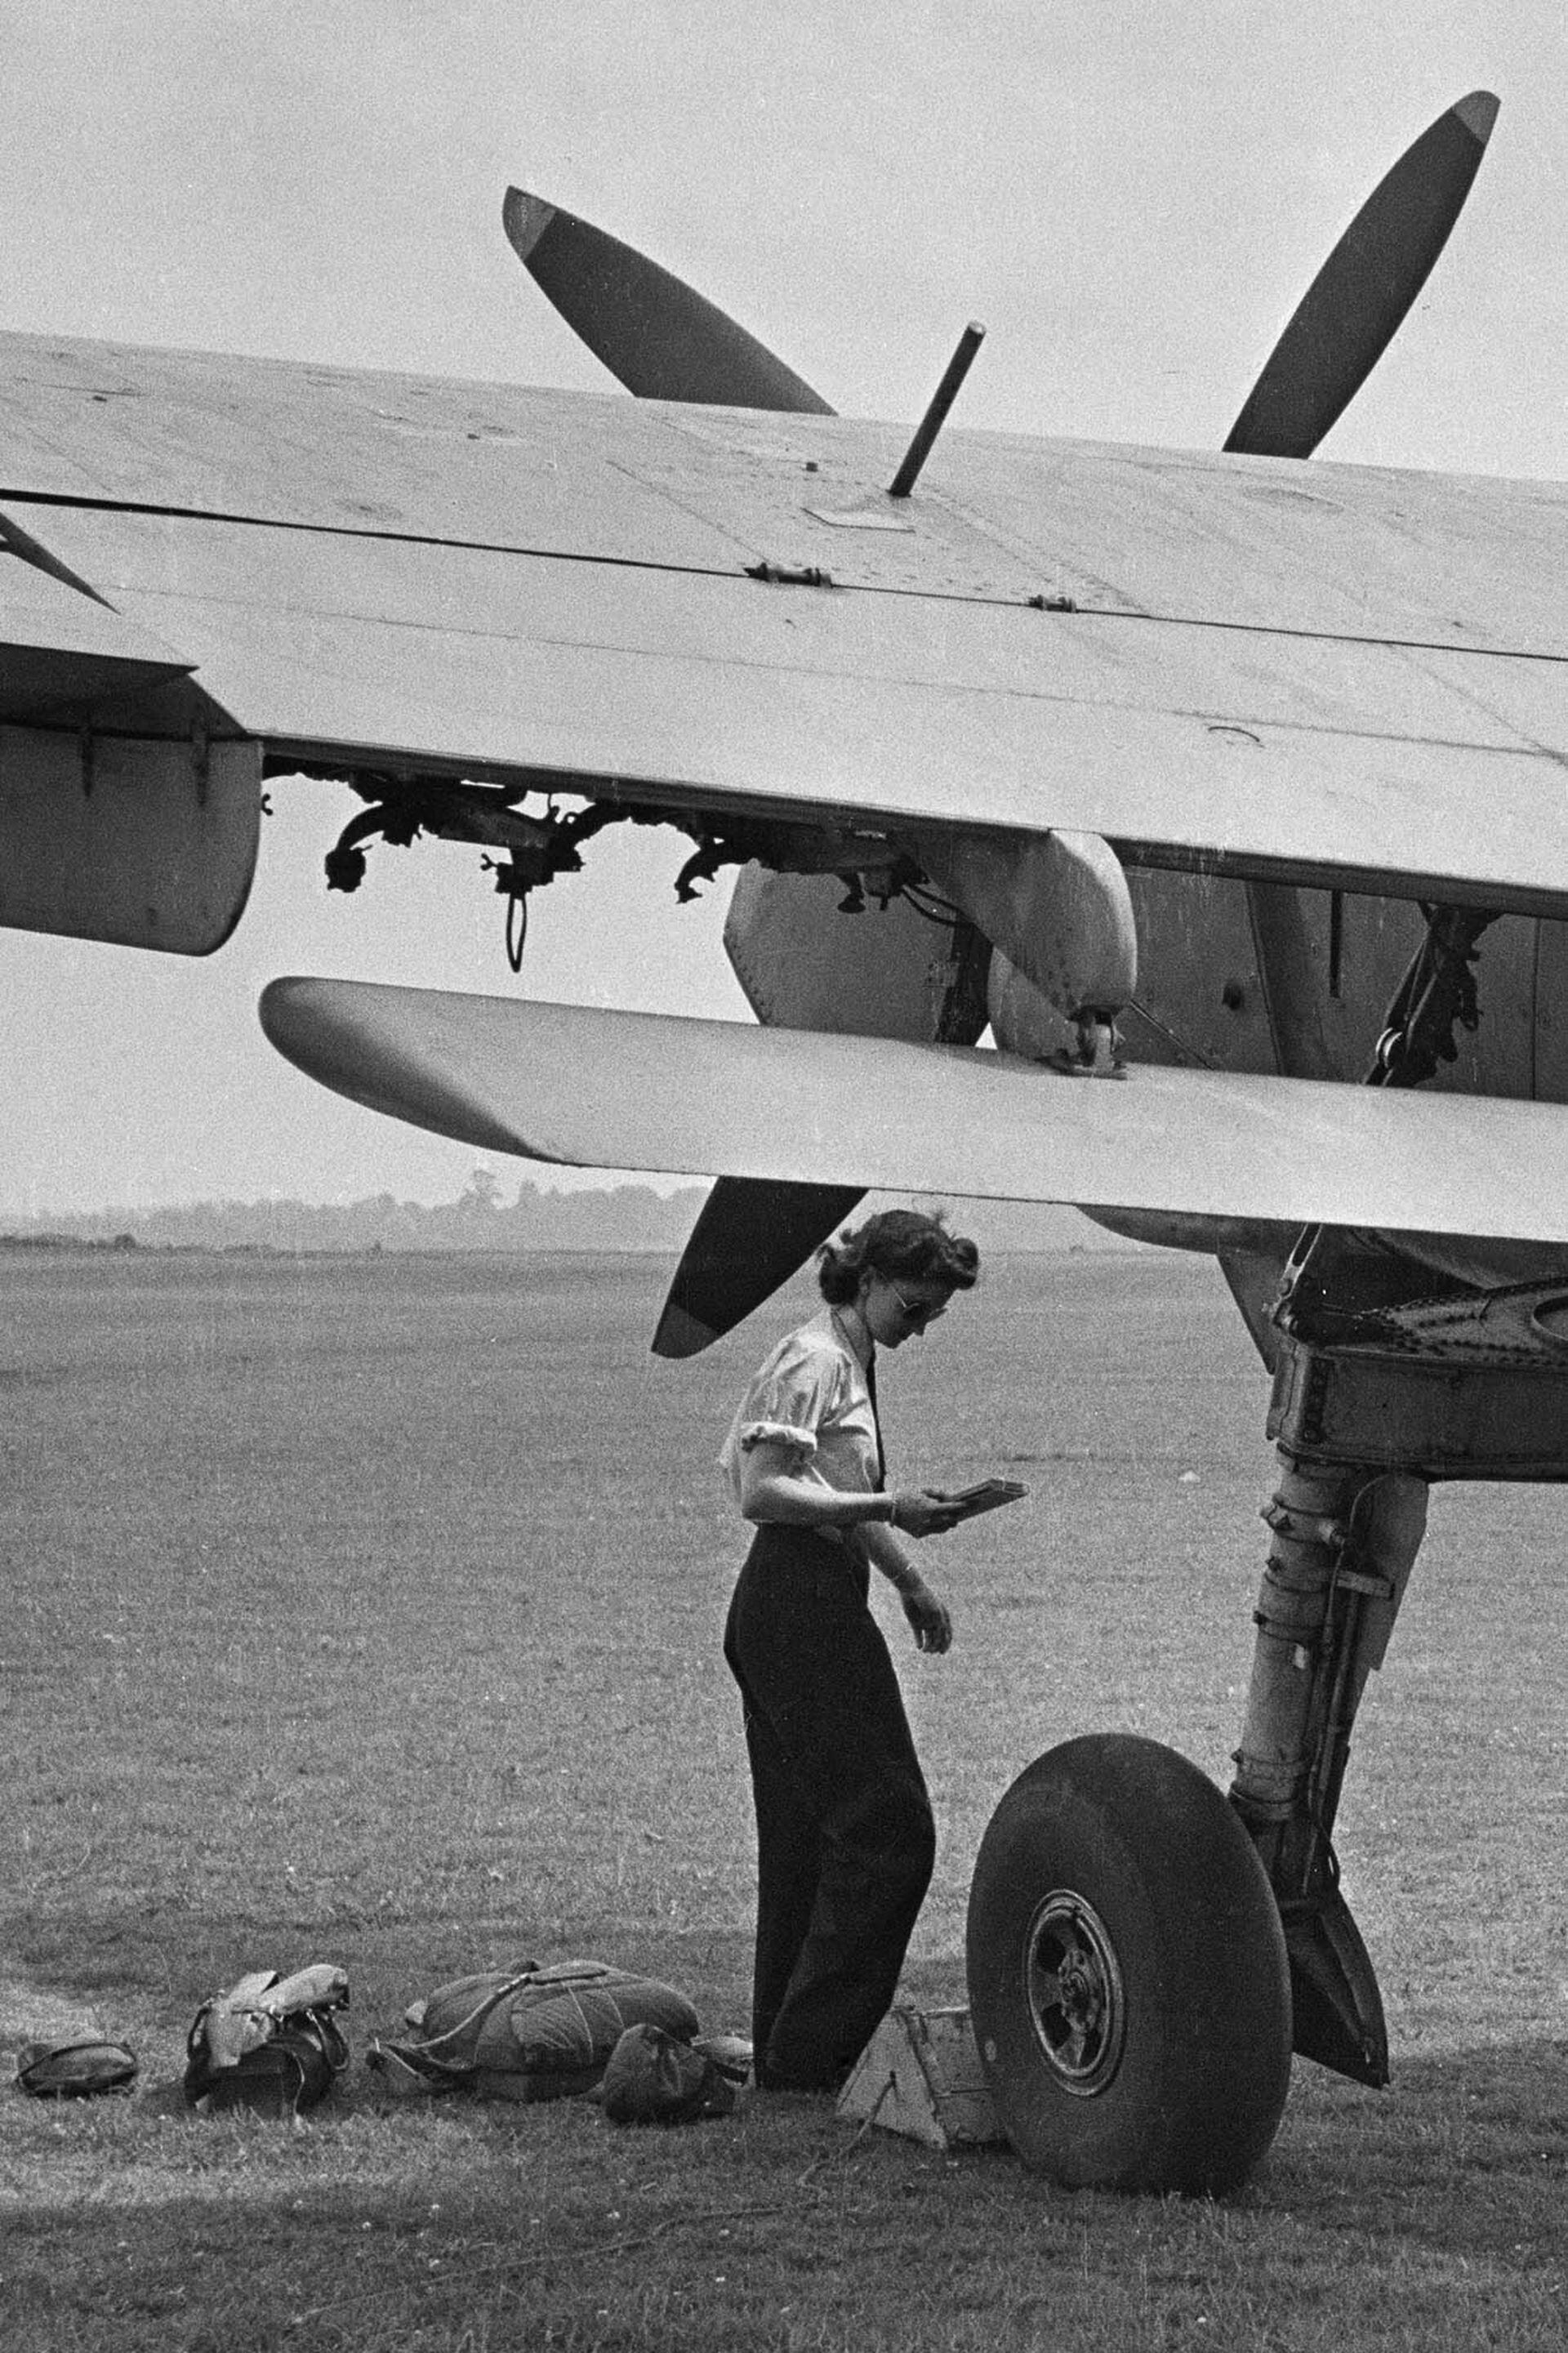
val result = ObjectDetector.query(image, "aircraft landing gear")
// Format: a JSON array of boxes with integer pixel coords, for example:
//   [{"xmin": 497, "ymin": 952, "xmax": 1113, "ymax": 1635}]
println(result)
[
  {"xmin": 1228, "ymin": 1457, "xmax": 1428, "ymax": 2086},
  {"xmin": 1231, "ymin": 1258, "xmax": 1568, "ymax": 2087},
  {"xmin": 967, "ymin": 1256, "xmax": 1568, "ymax": 2196},
  {"xmin": 965, "ymin": 1733, "xmax": 1291, "ymax": 2195}
]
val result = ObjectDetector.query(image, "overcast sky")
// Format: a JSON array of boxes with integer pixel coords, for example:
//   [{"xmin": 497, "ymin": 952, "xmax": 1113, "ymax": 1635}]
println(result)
[{"xmin": 1, "ymin": 2, "xmax": 1562, "ymax": 1211}]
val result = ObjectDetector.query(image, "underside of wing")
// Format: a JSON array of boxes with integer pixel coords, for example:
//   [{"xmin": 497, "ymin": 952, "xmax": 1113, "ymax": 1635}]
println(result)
[
  {"xmin": 259, "ymin": 980, "xmax": 1568, "ymax": 1249},
  {"xmin": 5, "ymin": 498, "xmax": 1566, "ymax": 920}
]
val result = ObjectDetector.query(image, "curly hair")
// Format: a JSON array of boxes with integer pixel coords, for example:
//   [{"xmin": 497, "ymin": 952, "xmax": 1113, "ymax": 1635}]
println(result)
[{"xmin": 817, "ymin": 1208, "xmax": 979, "ymax": 1306}]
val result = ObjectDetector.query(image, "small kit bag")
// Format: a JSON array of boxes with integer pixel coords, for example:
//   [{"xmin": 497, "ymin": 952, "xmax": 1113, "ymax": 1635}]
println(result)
[
  {"xmin": 369, "ymin": 1959, "xmax": 699, "ymax": 2101},
  {"xmin": 184, "ymin": 1963, "xmax": 350, "ymax": 2119},
  {"xmin": 15, "ymin": 2039, "xmax": 138, "ymax": 2098},
  {"xmin": 599, "ymin": 2024, "xmax": 737, "ymax": 2125}
]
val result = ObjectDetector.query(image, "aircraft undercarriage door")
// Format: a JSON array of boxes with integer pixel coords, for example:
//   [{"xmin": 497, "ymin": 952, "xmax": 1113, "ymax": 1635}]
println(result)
[{"xmin": 0, "ymin": 723, "xmax": 261, "ymax": 954}]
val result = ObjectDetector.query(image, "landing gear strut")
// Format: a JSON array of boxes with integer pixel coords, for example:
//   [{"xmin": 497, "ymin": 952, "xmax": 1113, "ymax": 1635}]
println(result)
[
  {"xmin": 1228, "ymin": 1456, "xmax": 1426, "ymax": 2085},
  {"xmin": 1233, "ymin": 1245, "xmax": 1568, "ymax": 2086},
  {"xmin": 968, "ymin": 1242, "xmax": 1568, "ymax": 2194}
]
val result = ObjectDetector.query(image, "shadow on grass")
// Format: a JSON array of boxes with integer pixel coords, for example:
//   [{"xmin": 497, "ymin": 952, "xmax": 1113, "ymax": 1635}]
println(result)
[
  {"xmin": 1267, "ymin": 2034, "xmax": 1567, "ymax": 2256},
  {"xmin": 5, "ymin": 2030, "xmax": 1563, "ymax": 2353}
]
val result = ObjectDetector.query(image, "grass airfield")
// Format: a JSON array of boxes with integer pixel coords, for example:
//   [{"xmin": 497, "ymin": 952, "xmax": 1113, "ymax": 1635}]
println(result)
[{"xmin": 2, "ymin": 1244, "xmax": 1563, "ymax": 2351}]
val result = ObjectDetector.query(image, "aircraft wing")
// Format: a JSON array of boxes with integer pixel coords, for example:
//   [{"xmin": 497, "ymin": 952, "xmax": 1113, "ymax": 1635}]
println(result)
[
  {"xmin": 1, "ymin": 525, "xmax": 191, "ymax": 708},
  {"xmin": 4, "ymin": 333, "xmax": 1568, "ymax": 916},
  {"xmin": 260, "ymin": 979, "xmax": 1568, "ymax": 1246}
]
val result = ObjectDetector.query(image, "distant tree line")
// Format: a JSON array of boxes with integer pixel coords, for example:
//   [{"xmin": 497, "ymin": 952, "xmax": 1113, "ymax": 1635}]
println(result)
[
  {"xmin": 1, "ymin": 1170, "xmax": 706, "ymax": 1254},
  {"xmin": 0, "ymin": 1169, "xmax": 1125, "ymax": 1256}
]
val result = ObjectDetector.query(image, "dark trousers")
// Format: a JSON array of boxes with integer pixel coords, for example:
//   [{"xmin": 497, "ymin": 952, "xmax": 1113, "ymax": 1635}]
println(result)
[{"xmin": 724, "ymin": 1523, "xmax": 936, "ymax": 2091}]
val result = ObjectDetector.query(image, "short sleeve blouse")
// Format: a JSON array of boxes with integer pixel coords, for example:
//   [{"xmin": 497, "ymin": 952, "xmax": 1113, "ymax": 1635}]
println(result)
[{"xmin": 718, "ymin": 1309, "xmax": 880, "ymax": 1514}]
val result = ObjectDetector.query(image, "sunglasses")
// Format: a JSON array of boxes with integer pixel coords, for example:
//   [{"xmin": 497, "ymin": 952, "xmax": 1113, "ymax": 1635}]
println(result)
[{"xmin": 885, "ymin": 1276, "xmax": 947, "ymax": 1330}]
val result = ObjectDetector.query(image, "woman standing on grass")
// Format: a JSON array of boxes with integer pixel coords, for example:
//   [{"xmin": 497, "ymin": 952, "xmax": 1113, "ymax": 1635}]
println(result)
[{"xmin": 719, "ymin": 1207, "xmax": 980, "ymax": 2093}]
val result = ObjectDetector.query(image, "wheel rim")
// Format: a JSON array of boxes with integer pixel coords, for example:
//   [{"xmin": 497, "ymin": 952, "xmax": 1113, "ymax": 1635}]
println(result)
[{"xmin": 1022, "ymin": 1889, "xmax": 1126, "ymax": 2097}]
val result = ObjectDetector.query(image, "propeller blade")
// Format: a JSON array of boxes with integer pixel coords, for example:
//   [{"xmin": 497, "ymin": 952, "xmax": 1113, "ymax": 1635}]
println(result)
[
  {"xmin": 652, "ymin": 1177, "xmax": 866, "ymax": 1358},
  {"xmin": 503, "ymin": 189, "xmax": 834, "ymax": 412},
  {"xmin": 504, "ymin": 192, "xmax": 849, "ymax": 1350},
  {"xmin": 1223, "ymin": 90, "xmax": 1498, "ymax": 459},
  {"xmin": 1229, "ymin": 91, "xmax": 1499, "ymax": 1370},
  {"xmin": 505, "ymin": 191, "xmax": 845, "ymax": 1347}
]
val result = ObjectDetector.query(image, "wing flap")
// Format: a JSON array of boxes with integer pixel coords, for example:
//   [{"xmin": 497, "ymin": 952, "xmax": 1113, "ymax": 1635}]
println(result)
[
  {"xmin": 259, "ymin": 980, "xmax": 1568, "ymax": 1246},
  {"xmin": 18, "ymin": 501, "xmax": 1568, "ymax": 916}
]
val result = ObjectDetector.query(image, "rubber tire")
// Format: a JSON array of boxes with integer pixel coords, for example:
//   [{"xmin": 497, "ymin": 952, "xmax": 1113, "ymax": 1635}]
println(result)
[{"xmin": 966, "ymin": 1733, "xmax": 1291, "ymax": 2195}]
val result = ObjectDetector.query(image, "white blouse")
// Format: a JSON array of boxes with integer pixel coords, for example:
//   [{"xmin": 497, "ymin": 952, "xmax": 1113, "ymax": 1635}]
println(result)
[{"xmin": 718, "ymin": 1308, "xmax": 880, "ymax": 1517}]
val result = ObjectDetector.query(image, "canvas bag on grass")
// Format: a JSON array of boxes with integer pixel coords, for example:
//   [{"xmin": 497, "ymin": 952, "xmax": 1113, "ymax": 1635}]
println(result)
[
  {"xmin": 371, "ymin": 1959, "xmax": 699, "ymax": 2101},
  {"xmin": 184, "ymin": 1963, "xmax": 350, "ymax": 2119},
  {"xmin": 599, "ymin": 2023, "xmax": 737, "ymax": 2124},
  {"xmin": 15, "ymin": 2039, "xmax": 138, "ymax": 2098}
]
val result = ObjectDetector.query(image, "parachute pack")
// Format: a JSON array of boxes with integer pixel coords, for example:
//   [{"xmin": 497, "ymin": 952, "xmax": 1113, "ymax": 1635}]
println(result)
[{"xmin": 367, "ymin": 1958, "xmax": 702, "ymax": 2101}]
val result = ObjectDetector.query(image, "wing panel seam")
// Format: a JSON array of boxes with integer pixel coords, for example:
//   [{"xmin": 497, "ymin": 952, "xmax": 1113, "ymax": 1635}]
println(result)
[{"xmin": 5, "ymin": 487, "xmax": 1567, "ymax": 668}]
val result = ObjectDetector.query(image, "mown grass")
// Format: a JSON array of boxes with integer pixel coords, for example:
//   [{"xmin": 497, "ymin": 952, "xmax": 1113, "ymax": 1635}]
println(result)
[{"xmin": 2, "ymin": 1246, "xmax": 1563, "ymax": 2349}]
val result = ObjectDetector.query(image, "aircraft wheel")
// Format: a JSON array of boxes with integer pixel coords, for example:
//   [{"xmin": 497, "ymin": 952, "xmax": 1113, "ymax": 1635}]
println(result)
[{"xmin": 966, "ymin": 1733, "xmax": 1290, "ymax": 2195}]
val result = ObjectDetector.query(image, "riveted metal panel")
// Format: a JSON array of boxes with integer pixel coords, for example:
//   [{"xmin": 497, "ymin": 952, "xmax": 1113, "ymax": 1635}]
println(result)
[{"xmin": 1269, "ymin": 1323, "xmax": 1568, "ymax": 1479}]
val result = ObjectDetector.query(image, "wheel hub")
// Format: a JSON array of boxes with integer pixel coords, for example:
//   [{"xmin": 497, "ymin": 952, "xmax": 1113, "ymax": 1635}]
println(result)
[{"xmin": 1022, "ymin": 1889, "xmax": 1125, "ymax": 2097}]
